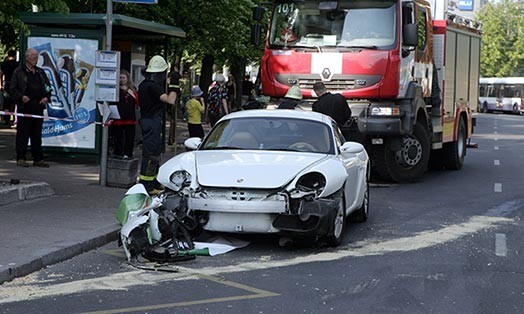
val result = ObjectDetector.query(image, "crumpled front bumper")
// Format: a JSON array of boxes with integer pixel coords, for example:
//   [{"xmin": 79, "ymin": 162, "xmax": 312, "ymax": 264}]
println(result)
[
  {"xmin": 272, "ymin": 198, "xmax": 339, "ymax": 236},
  {"xmin": 188, "ymin": 193, "xmax": 339, "ymax": 235}
]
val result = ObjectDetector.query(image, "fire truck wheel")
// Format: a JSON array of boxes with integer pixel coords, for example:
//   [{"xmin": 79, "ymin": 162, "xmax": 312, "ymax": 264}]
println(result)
[
  {"xmin": 384, "ymin": 122, "xmax": 430, "ymax": 183},
  {"xmin": 443, "ymin": 117, "xmax": 466, "ymax": 170}
]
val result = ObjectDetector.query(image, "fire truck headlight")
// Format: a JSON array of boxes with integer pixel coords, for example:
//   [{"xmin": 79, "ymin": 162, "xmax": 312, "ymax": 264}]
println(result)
[{"xmin": 369, "ymin": 106, "xmax": 400, "ymax": 116}]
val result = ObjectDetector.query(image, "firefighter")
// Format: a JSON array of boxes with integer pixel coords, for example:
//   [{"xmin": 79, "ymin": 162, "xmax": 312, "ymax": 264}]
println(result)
[{"xmin": 137, "ymin": 55, "xmax": 176, "ymax": 194}]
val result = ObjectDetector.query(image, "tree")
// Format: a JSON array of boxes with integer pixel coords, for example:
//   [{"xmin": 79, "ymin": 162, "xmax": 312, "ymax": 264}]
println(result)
[
  {"xmin": 0, "ymin": 0, "xmax": 69, "ymax": 52},
  {"xmin": 476, "ymin": 0, "xmax": 524, "ymax": 77}
]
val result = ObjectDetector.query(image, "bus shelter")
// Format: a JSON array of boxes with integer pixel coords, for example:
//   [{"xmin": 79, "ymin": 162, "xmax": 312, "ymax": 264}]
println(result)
[{"xmin": 19, "ymin": 12, "xmax": 185, "ymax": 156}]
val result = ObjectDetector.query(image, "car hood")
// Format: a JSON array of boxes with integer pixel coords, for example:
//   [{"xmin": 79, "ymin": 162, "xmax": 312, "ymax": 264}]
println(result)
[{"xmin": 195, "ymin": 150, "xmax": 328, "ymax": 188}]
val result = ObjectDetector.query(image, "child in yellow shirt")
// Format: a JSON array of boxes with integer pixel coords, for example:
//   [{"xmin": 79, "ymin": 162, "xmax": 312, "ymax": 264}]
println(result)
[{"xmin": 186, "ymin": 86, "xmax": 205, "ymax": 138}]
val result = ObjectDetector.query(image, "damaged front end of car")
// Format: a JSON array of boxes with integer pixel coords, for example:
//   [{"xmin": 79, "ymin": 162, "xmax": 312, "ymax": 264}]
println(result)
[
  {"xmin": 273, "ymin": 171, "xmax": 341, "ymax": 238},
  {"xmin": 116, "ymin": 184, "xmax": 199, "ymax": 263},
  {"xmin": 185, "ymin": 170, "xmax": 343, "ymax": 240}
]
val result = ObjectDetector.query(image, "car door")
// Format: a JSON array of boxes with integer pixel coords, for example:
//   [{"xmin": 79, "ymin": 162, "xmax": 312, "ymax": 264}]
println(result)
[{"xmin": 333, "ymin": 123, "xmax": 360, "ymax": 211}]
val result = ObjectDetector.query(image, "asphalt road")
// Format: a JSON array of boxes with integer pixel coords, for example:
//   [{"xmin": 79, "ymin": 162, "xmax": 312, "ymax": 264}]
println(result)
[{"xmin": 1, "ymin": 113, "xmax": 523, "ymax": 314}]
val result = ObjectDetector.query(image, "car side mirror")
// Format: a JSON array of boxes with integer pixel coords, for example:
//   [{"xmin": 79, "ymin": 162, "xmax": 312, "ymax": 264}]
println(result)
[
  {"xmin": 340, "ymin": 141, "xmax": 364, "ymax": 154},
  {"xmin": 184, "ymin": 137, "xmax": 202, "ymax": 150}
]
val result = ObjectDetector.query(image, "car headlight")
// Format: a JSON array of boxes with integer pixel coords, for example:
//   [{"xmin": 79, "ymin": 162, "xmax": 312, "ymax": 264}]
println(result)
[
  {"xmin": 296, "ymin": 172, "xmax": 326, "ymax": 194},
  {"xmin": 169, "ymin": 170, "xmax": 192, "ymax": 191},
  {"xmin": 369, "ymin": 106, "xmax": 400, "ymax": 116}
]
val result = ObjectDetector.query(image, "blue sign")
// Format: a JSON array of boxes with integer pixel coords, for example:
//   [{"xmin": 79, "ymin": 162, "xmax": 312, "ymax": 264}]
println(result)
[
  {"xmin": 113, "ymin": 0, "xmax": 157, "ymax": 3},
  {"xmin": 458, "ymin": 0, "xmax": 474, "ymax": 11}
]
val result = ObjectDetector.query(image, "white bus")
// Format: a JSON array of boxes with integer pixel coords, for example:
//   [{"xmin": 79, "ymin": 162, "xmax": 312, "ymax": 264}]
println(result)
[{"xmin": 479, "ymin": 77, "xmax": 524, "ymax": 114}]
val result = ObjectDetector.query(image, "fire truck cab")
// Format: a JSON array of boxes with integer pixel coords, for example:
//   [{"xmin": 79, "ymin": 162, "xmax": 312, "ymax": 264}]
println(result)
[{"xmin": 253, "ymin": 0, "xmax": 481, "ymax": 182}]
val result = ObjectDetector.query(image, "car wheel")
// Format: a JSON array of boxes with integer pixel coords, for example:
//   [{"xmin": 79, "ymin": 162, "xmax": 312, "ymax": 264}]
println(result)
[
  {"xmin": 349, "ymin": 177, "xmax": 369, "ymax": 223},
  {"xmin": 443, "ymin": 117, "xmax": 466, "ymax": 170},
  {"xmin": 325, "ymin": 191, "xmax": 346, "ymax": 247}
]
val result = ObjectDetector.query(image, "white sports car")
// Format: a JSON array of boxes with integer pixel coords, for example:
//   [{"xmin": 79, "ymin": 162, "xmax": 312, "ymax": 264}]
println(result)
[{"xmin": 157, "ymin": 109, "xmax": 369, "ymax": 246}]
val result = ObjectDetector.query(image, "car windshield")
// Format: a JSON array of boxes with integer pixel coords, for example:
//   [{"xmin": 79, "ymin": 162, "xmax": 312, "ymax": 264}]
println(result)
[
  {"xmin": 268, "ymin": 0, "xmax": 397, "ymax": 50},
  {"xmin": 200, "ymin": 117, "xmax": 335, "ymax": 154}
]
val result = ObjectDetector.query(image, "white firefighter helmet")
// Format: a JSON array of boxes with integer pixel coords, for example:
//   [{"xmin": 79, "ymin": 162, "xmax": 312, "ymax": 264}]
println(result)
[
  {"xmin": 146, "ymin": 55, "xmax": 168, "ymax": 73},
  {"xmin": 285, "ymin": 85, "xmax": 303, "ymax": 100}
]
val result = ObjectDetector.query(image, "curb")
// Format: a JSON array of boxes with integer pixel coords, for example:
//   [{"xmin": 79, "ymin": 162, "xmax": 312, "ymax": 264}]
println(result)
[
  {"xmin": 0, "ymin": 181, "xmax": 55, "ymax": 206},
  {"xmin": 0, "ymin": 224, "xmax": 120, "ymax": 285}
]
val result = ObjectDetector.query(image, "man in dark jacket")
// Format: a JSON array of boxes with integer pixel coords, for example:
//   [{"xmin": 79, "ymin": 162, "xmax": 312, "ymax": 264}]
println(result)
[
  {"xmin": 312, "ymin": 82, "xmax": 351, "ymax": 127},
  {"xmin": 10, "ymin": 48, "xmax": 52, "ymax": 167}
]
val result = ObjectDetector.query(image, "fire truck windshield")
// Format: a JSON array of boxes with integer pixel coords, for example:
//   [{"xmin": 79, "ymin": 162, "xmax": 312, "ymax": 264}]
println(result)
[{"xmin": 269, "ymin": 1, "xmax": 397, "ymax": 50}]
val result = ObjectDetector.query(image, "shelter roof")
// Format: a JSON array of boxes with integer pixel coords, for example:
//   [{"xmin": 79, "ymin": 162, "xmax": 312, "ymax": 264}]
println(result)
[{"xmin": 20, "ymin": 12, "xmax": 186, "ymax": 39}]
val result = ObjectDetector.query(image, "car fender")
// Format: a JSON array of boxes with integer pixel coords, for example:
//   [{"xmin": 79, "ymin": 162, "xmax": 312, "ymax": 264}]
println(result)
[
  {"xmin": 121, "ymin": 215, "xmax": 149, "ymax": 238},
  {"xmin": 287, "ymin": 158, "xmax": 348, "ymax": 198},
  {"xmin": 157, "ymin": 152, "xmax": 198, "ymax": 190}
]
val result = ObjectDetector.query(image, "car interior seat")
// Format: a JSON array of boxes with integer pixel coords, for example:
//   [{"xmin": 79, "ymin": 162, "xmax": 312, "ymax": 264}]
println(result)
[{"xmin": 228, "ymin": 131, "xmax": 259, "ymax": 149}]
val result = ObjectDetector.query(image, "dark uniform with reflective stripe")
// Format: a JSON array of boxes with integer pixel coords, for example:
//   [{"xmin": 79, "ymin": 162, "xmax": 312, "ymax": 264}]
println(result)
[{"xmin": 138, "ymin": 78, "xmax": 164, "ymax": 192}]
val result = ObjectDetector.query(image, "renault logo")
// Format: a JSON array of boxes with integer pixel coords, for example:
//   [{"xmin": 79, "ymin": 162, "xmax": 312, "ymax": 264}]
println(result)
[{"xmin": 322, "ymin": 68, "xmax": 331, "ymax": 80}]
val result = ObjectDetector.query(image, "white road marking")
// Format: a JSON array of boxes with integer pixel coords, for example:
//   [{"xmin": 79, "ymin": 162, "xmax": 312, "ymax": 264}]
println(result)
[
  {"xmin": 494, "ymin": 131, "xmax": 498, "ymax": 134},
  {"xmin": 495, "ymin": 233, "xmax": 507, "ymax": 257},
  {"xmin": 0, "ymin": 215, "xmax": 512, "ymax": 304},
  {"xmin": 494, "ymin": 160, "xmax": 500, "ymax": 166},
  {"xmin": 494, "ymin": 138, "xmax": 498, "ymax": 141},
  {"xmin": 494, "ymin": 146, "xmax": 499, "ymax": 150},
  {"xmin": 494, "ymin": 183, "xmax": 502, "ymax": 192}
]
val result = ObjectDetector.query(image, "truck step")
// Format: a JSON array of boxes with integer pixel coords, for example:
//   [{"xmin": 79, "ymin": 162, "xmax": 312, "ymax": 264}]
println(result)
[
  {"xmin": 432, "ymin": 131, "xmax": 442, "ymax": 147},
  {"xmin": 432, "ymin": 142, "xmax": 443, "ymax": 149}
]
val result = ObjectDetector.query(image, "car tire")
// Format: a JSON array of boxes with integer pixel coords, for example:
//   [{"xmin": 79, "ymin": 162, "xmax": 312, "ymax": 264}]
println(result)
[{"xmin": 325, "ymin": 191, "xmax": 346, "ymax": 247}]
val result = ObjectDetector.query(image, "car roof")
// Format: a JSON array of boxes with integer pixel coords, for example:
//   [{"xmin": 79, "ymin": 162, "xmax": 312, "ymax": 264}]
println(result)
[{"xmin": 224, "ymin": 109, "xmax": 331, "ymax": 124}]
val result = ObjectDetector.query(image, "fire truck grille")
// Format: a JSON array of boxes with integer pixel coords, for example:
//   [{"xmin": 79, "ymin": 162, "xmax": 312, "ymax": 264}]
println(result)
[{"xmin": 275, "ymin": 74, "xmax": 381, "ymax": 92}]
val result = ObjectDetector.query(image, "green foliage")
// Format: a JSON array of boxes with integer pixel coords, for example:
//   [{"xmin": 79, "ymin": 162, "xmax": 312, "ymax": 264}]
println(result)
[
  {"xmin": 0, "ymin": 0, "xmax": 263, "ymax": 76},
  {"xmin": 0, "ymin": 0, "xmax": 69, "ymax": 51},
  {"xmin": 477, "ymin": 0, "xmax": 524, "ymax": 77}
]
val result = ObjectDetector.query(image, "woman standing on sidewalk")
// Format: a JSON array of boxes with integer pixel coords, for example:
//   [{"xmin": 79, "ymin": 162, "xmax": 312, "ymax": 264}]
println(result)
[{"xmin": 111, "ymin": 69, "xmax": 137, "ymax": 159}]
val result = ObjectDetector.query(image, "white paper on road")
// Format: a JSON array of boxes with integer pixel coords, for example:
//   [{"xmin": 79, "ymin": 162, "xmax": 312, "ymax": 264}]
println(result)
[{"xmin": 194, "ymin": 236, "xmax": 250, "ymax": 256}]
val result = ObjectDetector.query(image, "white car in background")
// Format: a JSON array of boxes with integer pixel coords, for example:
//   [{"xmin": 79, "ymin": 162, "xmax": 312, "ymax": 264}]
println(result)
[{"xmin": 157, "ymin": 109, "xmax": 370, "ymax": 246}]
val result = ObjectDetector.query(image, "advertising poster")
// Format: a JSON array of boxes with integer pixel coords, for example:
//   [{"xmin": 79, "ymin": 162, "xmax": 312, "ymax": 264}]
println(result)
[{"xmin": 27, "ymin": 37, "xmax": 99, "ymax": 149}]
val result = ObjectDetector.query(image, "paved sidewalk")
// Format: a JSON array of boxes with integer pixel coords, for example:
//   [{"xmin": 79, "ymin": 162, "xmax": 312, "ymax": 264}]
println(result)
[{"xmin": 0, "ymin": 119, "xmax": 196, "ymax": 284}]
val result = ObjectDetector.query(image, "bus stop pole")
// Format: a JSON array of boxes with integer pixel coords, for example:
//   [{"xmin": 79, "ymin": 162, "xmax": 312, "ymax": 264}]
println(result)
[{"xmin": 100, "ymin": 0, "xmax": 113, "ymax": 186}]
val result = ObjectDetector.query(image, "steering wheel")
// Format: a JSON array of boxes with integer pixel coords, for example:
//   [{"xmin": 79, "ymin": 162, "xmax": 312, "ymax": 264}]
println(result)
[{"xmin": 288, "ymin": 142, "xmax": 316, "ymax": 152}]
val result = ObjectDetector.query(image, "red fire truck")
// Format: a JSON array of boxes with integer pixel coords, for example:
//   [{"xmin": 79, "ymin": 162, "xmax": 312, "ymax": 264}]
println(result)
[{"xmin": 252, "ymin": 0, "xmax": 481, "ymax": 182}]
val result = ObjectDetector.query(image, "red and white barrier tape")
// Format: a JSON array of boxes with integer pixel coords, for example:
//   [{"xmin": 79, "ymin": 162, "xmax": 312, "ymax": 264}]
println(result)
[{"xmin": 0, "ymin": 110, "xmax": 112, "ymax": 126}]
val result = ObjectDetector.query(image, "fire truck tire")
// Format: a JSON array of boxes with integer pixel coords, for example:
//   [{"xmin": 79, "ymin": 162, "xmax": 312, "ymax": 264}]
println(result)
[
  {"xmin": 384, "ymin": 122, "xmax": 430, "ymax": 183},
  {"xmin": 443, "ymin": 117, "xmax": 466, "ymax": 170},
  {"xmin": 369, "ymin": 145, "xmax": 393, "ymax": 182}
]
